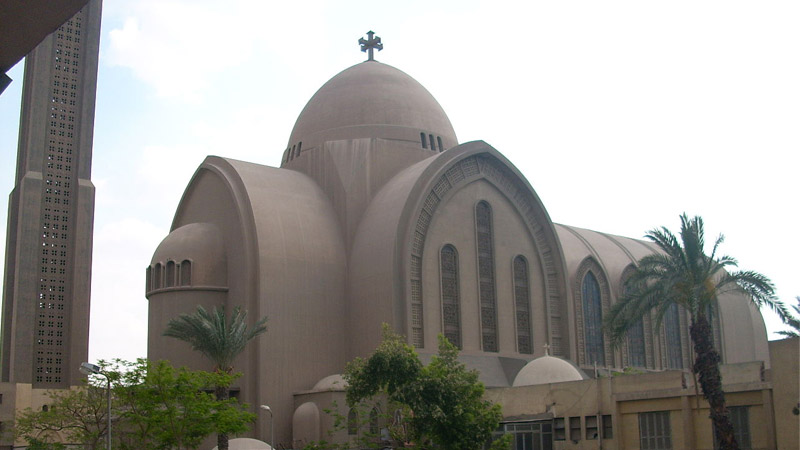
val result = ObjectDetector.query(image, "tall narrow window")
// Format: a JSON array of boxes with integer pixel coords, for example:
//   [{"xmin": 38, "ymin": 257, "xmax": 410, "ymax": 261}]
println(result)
[
  {"xmin": 628, "ymin": 319, "xmax": 646, "ymax": 367},
  {"xmin": 665, "ymin": 303, "xmax": 683, "ymax": 369},
  {"xmin": 347, "ymin": 409, "xmax": 358, "ymax": 435},
  {"xmin": 420, "ymin": 132, "xmax": 427, "ymax": 149},
  {"xmin": 476, "ymin": 201, "xmax": 498, "ymax": 352},
  {"xmin": 369, "ymin": 407, "xmax": 380, "ymax": 435},
  {"xmin": 582, "ymin": 272, "xmax": 605, "ymax": 365},
  {"xmin": 440, "ymin": 245, "xmax": 461, "ymax": 348},
  {"xmin": 154, "ymin": 263, "xmax": 162, "ymax": 289},
  {"xmin": 714, "ymin": 406, "xmax": 750, "ymax": 450},
  {"xmin": 145, "ymin": 266, "xmax": 152, "ymax": 292},
  {"xmin": 437, "ymin": 136, "xmax": 444, "ymax": 152},
  {"xmin": 639, "ymin": 411, "xmax": 672, "ymax": 450},
  {"xmin": 429, "ymin": 134, "xmax": 436, "ymax": 151},
  {"xmin": 180, "ymin": 260, "xmax": 191, "ymax": 286},
  {"xmin": 513, "ymin": 256, "xmax": 532, "ymax": 354},
  {"xmin": 165, "ymin": 261, "xmax": 175, "ymax": 287}
]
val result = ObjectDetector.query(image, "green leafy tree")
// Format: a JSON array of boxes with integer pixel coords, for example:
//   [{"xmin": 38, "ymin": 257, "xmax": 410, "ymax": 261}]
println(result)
[
  {"xmin": 163, "ymin": 305, "xmax": 267, "ymax": 450},
  {"xmin": 344, "ymin": 324, "xmax": 504, "ymax": 450},
  {"xmin": 604, "ymin": 214, "xmax": 790, "ymax": 450},
  {"xmin": 15, "ymin": 359, "xmax": 255, "ymax": 450},
  {"xmin": 15, "ymin": 384, "xmax": 107, "ymax": 449},
  {"xmin": 775, "ymin": 297, "xmax": 800, "ymax": 338},
  {"xmin": 114, "ymin": 360, "xmax": 255, "ymax": 450}
]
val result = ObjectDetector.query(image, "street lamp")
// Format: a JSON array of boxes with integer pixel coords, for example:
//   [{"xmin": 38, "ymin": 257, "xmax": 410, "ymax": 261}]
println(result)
[
  {"xmin": 80, "ymin": 362, "xmax": 111, "ymax": 450},
  {"xmin": 260, "ymin": 404, "xmax": 274, "ymax": 450}
]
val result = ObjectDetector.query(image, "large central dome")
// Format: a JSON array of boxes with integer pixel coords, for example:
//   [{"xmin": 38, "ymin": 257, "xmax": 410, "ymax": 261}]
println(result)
[{"xmin": 285, "ymin": 61, "xmax": 457, "ymax": 157}]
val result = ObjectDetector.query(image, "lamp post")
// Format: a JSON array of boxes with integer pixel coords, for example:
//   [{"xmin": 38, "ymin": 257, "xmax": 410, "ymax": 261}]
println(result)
[
  {"xmin": 80, "ymin": 362, "xmax": 111, "ymax": 450},
  {"xmin": 260, "ymin": 405, "xmax": 274, "ymax": 450}
]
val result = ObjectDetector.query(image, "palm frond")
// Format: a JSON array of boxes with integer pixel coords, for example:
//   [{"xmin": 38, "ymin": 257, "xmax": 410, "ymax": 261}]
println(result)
[{"xmin": 163, "ymin": 305, "xmax": 268, "ymax": 372}]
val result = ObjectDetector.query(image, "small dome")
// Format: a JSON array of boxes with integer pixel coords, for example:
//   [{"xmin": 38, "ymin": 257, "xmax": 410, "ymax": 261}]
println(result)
[
  {"xmin": 212, "ymin": 438, "xmax": 272, "ymax": 450},
  {"xmin": 286, "ymin": 61, "xmax": 457, "ymax": 156},
  {"xmin": 150, "ymin": 222, "xmax": 227, "ymax": 288},
  {"xmin": 312, "ymin": 374, "xmax": 348, "ymax": 391},
  {"xmin": 513, "ymin": 355, "xmax": 588, "ymax": 387}
]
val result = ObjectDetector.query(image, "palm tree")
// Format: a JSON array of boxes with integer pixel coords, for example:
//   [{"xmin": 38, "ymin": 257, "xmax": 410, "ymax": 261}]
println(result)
[
  {"xmin": 604, "ymin": 214, "xmax": 790, "ymax": 450},
  {"xmin": 775, "ymin": 297, "xmax": 799, "ymax": 338},
  {"xmin": 164, "ymin": 305, "xmax": 267, "ymax": 450}
]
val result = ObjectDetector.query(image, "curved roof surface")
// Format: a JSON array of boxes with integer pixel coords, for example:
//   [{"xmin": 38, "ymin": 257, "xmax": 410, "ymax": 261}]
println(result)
[
  {"xmin": 513, "ymin": 355, "xmax": 587, "ymax": 386},
  {"xmin": 287, "ymin": 61, "xmax": 457, "ymax": 151}
]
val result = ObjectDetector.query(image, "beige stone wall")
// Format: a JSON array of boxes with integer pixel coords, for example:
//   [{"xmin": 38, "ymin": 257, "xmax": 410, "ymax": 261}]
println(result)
[
  {"xmin": 769, "ymin": 337, "xmax": 799, "ymax": 450},
  {"xmin": 487, "ymin": 361, "xmax": 777, "ymax": 450}
]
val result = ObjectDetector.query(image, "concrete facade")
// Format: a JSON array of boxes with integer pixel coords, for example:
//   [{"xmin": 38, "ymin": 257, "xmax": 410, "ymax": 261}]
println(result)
[
  {"xmin": 147, "ymin": 57, "xmax": 775, "ymax": 447},
  {"xmin": 1, "ymin": 0, "xmax": 101, "ymax": 390}
]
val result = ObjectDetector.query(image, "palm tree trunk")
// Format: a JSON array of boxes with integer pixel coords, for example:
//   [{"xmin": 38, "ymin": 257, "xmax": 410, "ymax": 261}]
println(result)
[
  {"xmin": 690, "ymin": 314, "xmax": 738, "ymax": 450},
  {"xmin": 215, "ymin": 384, "xmax": 230, "ymax": 450}
]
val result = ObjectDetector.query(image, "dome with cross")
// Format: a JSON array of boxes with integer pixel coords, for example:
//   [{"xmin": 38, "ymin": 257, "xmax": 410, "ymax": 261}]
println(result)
[{"xmin": 285, "ymin": 60, "xmax": 458, "ymax": 158}]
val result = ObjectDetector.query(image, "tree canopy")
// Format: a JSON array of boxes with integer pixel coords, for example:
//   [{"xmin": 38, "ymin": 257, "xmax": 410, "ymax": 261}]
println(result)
[
  {"xmin": 15, "ymin": 359, "xmax": 255, "ymax": 450},
  {"xmin": 163, "ymin": 305, "xmax": 267, "ymax": 450},
  {"xmin": 344, "ymin": 324, "xmax": 504, "ymax": 450},
  {"xmin": 604, "ymin": 214, "xmax": 788, "ymax": 450}
]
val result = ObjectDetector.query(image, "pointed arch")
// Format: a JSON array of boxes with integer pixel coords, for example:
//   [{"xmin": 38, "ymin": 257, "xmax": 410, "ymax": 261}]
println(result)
[
  {"xmin": 620, "ymin": 265, "xmax": 649, "ymax": 368},
  {"xmin": 574, "ymin": 257, "xmax": 612, "ymax": 367}
]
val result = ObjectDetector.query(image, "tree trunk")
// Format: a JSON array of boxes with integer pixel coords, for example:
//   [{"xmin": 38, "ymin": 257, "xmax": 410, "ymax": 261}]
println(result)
[
  {"xmin": 690, "ymin": 314, "xmax": 738, "ymax": 450},
  {"xmin": 215, "ymin": 384, "xmax": 230, "ymax": 450}
]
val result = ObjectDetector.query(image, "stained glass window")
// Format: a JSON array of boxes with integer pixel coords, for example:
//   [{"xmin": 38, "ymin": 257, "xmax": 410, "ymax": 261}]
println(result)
[
  {"xmin": 513, "ymin": 256, "xmax": 532, "ymax": 354},
  {"xmin": 476, "ymin": 202, "xmax": 498, "ymax": 352},
  {"xmin": 582, "ymin": 271, "xmax": 605, "ymax": 365},
  {"xmin": 440, "ymin": 245, "xmax": 461, "ymax": 348}
]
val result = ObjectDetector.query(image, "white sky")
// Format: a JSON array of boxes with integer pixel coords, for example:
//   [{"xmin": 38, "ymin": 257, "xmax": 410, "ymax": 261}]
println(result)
[{"xmin": 0, "ymin": 0, "xmax": 797, "ymax": 363}]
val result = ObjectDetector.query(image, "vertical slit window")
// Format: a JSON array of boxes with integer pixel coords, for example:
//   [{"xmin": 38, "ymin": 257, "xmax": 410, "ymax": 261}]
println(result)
[
  {"xmin": 513, "ymin": 256, "xmax": 532, "ymax": 354},
  {"xmin": 154, "ymin": 263, "xmax": 162, "ymax": 289},
  {"xmin": 625, "ymin": 283, "xmax": 646, "ymax": 367},
  {"xmin": 582, "ymin": 271, "xmax": 605, "ymax": 366},
  {"xmin": 476, "ymin": 201, "xmax": 498, "ymax": 352},
  {"xmin": 628, "ymin": 318, "xmax": 646, "ymax": 367},
  {"xmin": 420, "ymin": 132, "xmax": 427, "ymax": 149},
  {"xmin": 665, "ymin": 303, "xmax": 683, "ymax": 369},
  {"xmin": 429, "ymin": 134, "xmax": 436, "ymax": 151},
  {"xmin": 145, "ymin": 266, "xmax": 152, "ymax": 292},
  {"xmin": 165, "ymin": 261, "xmax": 175, "ymax": 287},
  {"xmin": 180, "ymin": 260, "xmax": 191, "ymax": 286},
  {"xmin": 437, "ymin": 136, "xmax": 444, "ymax": 152},
  {"xmin": 440, "ymin": 245, "xmax": 461, "ymax": 349}
]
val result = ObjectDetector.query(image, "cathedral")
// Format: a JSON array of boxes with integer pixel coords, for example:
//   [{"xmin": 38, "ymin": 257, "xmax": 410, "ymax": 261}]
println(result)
[{"xmin": 145, "ymin": 35, "xmax": 775, "ymax": 448}]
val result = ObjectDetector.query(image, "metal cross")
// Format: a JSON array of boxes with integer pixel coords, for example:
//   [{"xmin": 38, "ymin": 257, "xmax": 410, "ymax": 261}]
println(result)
[{"xmin": 359, "ymin": 31, "xmax": 383, "ymax": 61}]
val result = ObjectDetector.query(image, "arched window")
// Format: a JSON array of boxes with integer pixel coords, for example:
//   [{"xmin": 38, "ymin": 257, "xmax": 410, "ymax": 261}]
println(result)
[
  {"xmin": 628, "ymin": 319, "xmax": 646, "ymax": 367},
  {"xmin": 347, "ymin": 408, "xmax": 358, "ymax": 435},
  {"xmin": 369, "ymin": 407, "xmax": 380, "ymax": 435},
  {"xmin": 513, "ymin": 256, "xmax": 532, "ymax": 354},
  {"xmin": 623, "ymin": 282, "xmax": 646, "ymax": 367},
  {"xmin": 437, "ymin": 136, "xmax": 444, "ymax": 152},
  {"xmin": 165, "ymin": 261, "xmax": 175, "ymax": 287},
  {"xmin": 420, "ymin": 132, "xmax": 427, "ymax": 149},
  {"xmin": 429, "ymin": 134, "xmax": 436, "ymax": 151},
  {"xmin": 180, "ymin": 260, "xmax": 191, "ymax": 286},
  {"xmin": 665, "ymin": 303, "xmax": 683, "ymax": 369},
  {"xmin": 476, "ymin": 201, "xmax": 498, "ymax": 352},
  {"xmin": 582, "ymin": 271, "xmax": 605, "ymax": 366},
  {"xmin": 440, "ymin": 245, "xmax": 461, "ymax": 348},
  {"xmin": 145, "ymin": 266, "xmax": 152, "ymax": 292},
  {"xmin": 153, "ymin": 263, "xmax": 162, "ymax": 289}
]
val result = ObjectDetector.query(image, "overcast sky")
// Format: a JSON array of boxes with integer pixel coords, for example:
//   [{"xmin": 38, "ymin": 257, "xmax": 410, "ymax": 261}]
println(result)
[{"xmin": 1, "ymin": 0, "xmax": 797, "ymax": 363}]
